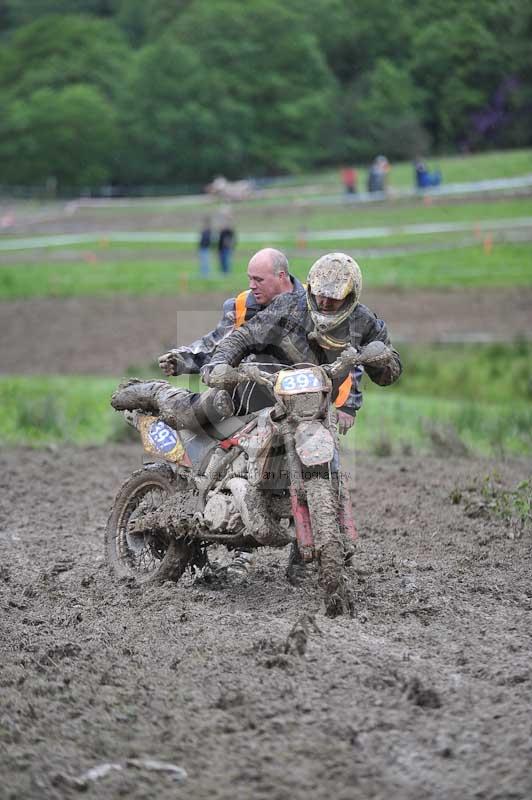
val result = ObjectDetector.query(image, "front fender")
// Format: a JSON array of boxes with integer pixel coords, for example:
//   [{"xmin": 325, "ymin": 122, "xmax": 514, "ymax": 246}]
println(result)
[{"xmin": 294, "ymin": 420, "xmax": 335, "ymax": 466}]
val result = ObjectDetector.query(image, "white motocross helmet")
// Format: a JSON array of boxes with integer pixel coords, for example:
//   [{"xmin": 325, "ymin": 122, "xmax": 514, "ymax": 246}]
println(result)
[{"xmin": 306, "ymin": 253, "xmax": 362, "ymax": 346}]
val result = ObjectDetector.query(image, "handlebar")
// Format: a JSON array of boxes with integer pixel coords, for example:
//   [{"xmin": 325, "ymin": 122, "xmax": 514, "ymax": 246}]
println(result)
[
  {"xmin": 203, "ymin": 341, "xmax": 389, "ymax": 390},
  {"xmin": 324, "ymin": 340, "xmax": 389, "ymax": 380},
  {"xmin": 203, "ymin": 362, "xmax": 276, "ymax": 390}
]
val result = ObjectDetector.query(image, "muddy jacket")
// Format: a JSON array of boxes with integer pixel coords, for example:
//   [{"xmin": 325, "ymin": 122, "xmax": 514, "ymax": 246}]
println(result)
[
  {"xmin": 174, "ymin": 276, "xmax": 364, "ymax": 413},
  {"xmin": 208, "ymin": 292, "xmax": 402, "ymax": 402}
]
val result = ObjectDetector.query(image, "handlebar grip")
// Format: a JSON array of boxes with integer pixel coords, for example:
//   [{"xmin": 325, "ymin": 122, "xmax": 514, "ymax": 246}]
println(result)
[
  {"xmin": 202, "ymin": 364, "xmax": 241, "ymax": 389},
  {"xmin": 238, "ymin": 364, "xmax": 276, "ymax": 386}
]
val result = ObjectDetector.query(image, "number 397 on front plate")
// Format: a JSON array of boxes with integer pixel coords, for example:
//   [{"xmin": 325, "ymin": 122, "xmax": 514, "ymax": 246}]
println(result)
[{"xmin": 275, "ymin": 368, "xmax": 325, "ymax": 395}]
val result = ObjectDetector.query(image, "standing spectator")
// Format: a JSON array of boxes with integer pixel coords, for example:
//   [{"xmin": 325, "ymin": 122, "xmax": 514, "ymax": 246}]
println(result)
[
  {"xmin": 377, "ymin": 155, "xmax": 391, "ymax": 193},
  {"xmin": 414, "ymin": 157, "xmax": 442, "ymax": 190},
  {"xmin": 218, "ymin": 220, "xmax": 236, "ymax": 275},
  {"xmin": 367, "ymin": 158, "xmax": 382, "ymax": 193},
  {"xmin": 341, "ymin": 166, "xmax": 357, "ymax": 194},
  {"xmin": 367, "ymin": 155, "xmax": 390, "ymax": 194},
  {"xmin": 198, "ymin": 217, "xmax": 212, "ymax": 277}
]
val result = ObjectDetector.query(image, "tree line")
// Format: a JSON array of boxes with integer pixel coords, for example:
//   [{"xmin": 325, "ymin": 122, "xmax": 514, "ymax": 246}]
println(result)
[{"xmin": 0, "ymin": 0, "xmax": 530, "ymax": 192}]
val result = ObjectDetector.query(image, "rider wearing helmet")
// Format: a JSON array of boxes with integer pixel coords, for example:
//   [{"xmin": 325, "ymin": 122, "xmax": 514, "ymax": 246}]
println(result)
[
  {"xmin": 198, "ymin": 252, "xmax": 401, "ymax": 582},
  {"xmin": 204, "ymin": 252, "xmax": 401, "ymax": 399},
  {"xmin": 158, "ymin": 248, "xmax": 363, "ymax": 429},
  {"xmin": 113, "ymin": 252, "xmax": 399, "ymax": 584},
  {"xmin": 306, "ymin": 252, "xmax": 362, "ymax": 349},
  {"xmin": 112, "ymin": 249, "xmax": 368, "ymax": 443}
]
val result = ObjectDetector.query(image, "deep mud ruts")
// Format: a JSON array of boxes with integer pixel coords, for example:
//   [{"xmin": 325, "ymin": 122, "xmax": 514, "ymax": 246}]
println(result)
[{"xmin": 1, "ymin": 445, "xmax": 531, "ymax": 799}]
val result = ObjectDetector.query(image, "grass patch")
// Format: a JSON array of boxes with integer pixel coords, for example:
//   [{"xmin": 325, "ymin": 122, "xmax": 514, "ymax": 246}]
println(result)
[
  {"xmin": 356, "ymin": 148, "xmax": 532, "ymax": 191},
  {"xmin": 2, "ymin": 196, "xmax": 532, "ymax": 242},
  {"xmin": 1, "ymin": 242, "xmax": 531, "ymax": 299},
  {"xmin": 233, "ymin": 196, "xmax": 532, "ymax": 235},
  {"xmin": 371, "ymin": 341, "xmax": 532, "ymax": 405},
  {"xmin": 286, "ymin": 149, "xmax": 532, "ymax": 192},
  {"xmin": 346, "ymin": 392, "xmax": 531, "ymax": 458},
  {"xmin": 0, "ymin": 376, "xmax": 118, "ymax": 445},
  {"xmin": 343, "ymin": 242, "xmax": 532, "ymax": 289},
  {"xmin": 2, "ymin": 343, "xmax": 530, "ymax": 454},
  {"xmin": 450, "ymin": 473, "xmax": 531, "ymax": 536},
  {"xmin": 352, "ymin": 341, "xmax": 532, "ymax": 455}
]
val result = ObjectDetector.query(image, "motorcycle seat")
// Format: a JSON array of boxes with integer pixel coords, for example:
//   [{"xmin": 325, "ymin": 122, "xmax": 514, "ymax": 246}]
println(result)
[{"xmin": 202, "ymin": 412, "xmax": 257, "ymax": 441}]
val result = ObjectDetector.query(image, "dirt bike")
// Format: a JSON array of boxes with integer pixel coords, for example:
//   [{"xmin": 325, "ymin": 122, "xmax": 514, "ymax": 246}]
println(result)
[{"xmin": 105, "ymin": 341, "xmax": 387, "ymax": 616}]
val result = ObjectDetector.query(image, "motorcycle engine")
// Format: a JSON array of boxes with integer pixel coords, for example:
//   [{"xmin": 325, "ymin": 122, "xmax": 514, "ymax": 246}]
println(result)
[{"xmin": 203, "ymin": 492, "xmax": 240, "ymax": 533}]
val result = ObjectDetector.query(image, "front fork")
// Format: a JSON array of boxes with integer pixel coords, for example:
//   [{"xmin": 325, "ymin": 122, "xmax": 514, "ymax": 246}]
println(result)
[
  {"xmin": 288, "ymin": 485, "xmax": 314, "ymax": 562},
  {"xmin": 339, "ymin": 483, "xmax": 358, "ymax": 543},
  {"xmin": 282, "ymin": 431, "xmax": 315, "ymax": 561},
  {"xmin": 282, "ymin": 430, "xmax": 357, "ymax": 562}
]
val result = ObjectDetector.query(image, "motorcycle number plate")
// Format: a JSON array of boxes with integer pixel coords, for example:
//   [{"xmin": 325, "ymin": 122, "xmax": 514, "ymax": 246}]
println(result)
[
  {"xmin": 139, "ymin": 416, "xmax": 185, "ymax": 463},
  {"xmin": 275, "ymin": 368, "xmax": 325, "ymax": 395}
]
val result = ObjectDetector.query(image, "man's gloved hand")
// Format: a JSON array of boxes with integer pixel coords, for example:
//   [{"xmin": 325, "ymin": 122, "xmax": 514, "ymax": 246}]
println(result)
[
  {"xmin": 357, "ymin": 341, "xmax": 392, "ymax": 366},
  {"xmin": 337, "ymin": 410, "xmax": 356, "ymax": 435},
  {"xmin": 201, "ymin": 363, "xmax": 240, "ymax": 389},
  {"xmin": 158, "ymin": 351, "xmax": 186, "ymax": 377}
]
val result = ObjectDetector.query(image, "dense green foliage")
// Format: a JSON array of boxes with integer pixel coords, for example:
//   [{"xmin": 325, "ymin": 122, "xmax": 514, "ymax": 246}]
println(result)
[{"xmin": 0, "ymin": 0, "xmax": 531, "ymax": 190}]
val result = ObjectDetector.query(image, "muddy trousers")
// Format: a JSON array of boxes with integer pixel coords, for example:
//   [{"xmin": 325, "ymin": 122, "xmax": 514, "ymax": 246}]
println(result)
[{"xmin": 111, "ymin": 379, "xmax": 234, "ymax": 431}]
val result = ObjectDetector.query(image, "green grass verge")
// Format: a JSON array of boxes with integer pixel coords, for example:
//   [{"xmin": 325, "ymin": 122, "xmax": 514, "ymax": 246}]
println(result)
[
  {"xmin": 2, "ymin": 226, "xmax": 528, "ymax": 257},
  {"xmin": 3, "ymin": 196, "xmax": 532, "ymax": 241},
  {"xmin": 345, "ymin": 392, "xmax": 532, "ymax": 457},
  {"xmin": 352, "ymin": 340, "xmax": 532, "ymax": 456},
  {"xmin": 231, "ymin": 196, "xmax": 532, "ymax": 234},
  {"xmin": 37, "ymin": 148, "xmax": 532, "ymax": 205},
  {"xmin": 0, "ymin": 377, "xmax": 527, "ymax": 456},
  {"xmin": 385, "ymin": 341, "xmax": 532, "ymax": 405},
  {"xmin": 0, "ymin": 376, "xmax": 118, "ymax": 446},
  {"xmin": 343, "ymin": 242, "xmax": 532, "ymax": 289},
  {"xmin": 306, "ymin": 148, "xmax": 532, "ymax": 192},
  {"xmin": 1, "ymin": 242, "xmax": 530, "ymax": 298},
  {"xmin": 1, "ymin": 341, "xmax": 531, "ymax": 456}
]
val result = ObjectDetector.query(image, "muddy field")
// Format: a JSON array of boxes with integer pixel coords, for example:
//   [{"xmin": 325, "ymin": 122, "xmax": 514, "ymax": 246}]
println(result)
[
  {"xmin": 2, "ymin": 286, "xmax": 531, "ymax": 375},
  {"xmin": 1, "ymin": 444, "xmax": 531, "ymax": 799},
  {"xmin": 1, "ymin": 256, "xmax": 531, "ymax": 797}
]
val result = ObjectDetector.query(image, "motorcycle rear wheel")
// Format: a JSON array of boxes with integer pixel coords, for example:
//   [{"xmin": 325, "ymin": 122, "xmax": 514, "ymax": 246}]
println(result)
[
  {"xmin": 305, "ymin": 477, "xmax": 351, "ymax": 617},
  {"xmin": 105, "ymin": 466, "xmax": 194, "ymax": 584}
]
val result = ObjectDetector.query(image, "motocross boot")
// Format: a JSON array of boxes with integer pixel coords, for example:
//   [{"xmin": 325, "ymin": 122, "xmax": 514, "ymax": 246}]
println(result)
[
  {"xmin": 286, "ymin": 541, "xmax": 306, "ymax": 584},
  {"xmin": 226, "ymin": 550, "xmax": 256, "ymax": 584},
  {"xmin": 111, "ymin": 379, "xmax": 168, "ymax": 414},
  {"xmin": 157, "ymin": 384, "xmax": 234, "ymax": 431},
  {"xmin": 111, "ymin": 379, "xmax": 234, "ymax": 431}
]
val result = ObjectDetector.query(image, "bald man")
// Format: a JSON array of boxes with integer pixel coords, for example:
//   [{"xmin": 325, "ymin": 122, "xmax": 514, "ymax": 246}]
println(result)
[
  {"xmin": 159, "ymin": 248, "xmax": 302, "ymax": 379},
  {"xmin": 159, "ymin": 247, "xmax": 362, "ymax": 423}
]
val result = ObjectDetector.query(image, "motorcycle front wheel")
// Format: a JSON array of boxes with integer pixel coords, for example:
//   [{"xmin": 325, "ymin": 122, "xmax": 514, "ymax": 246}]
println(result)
[
  {"xmin": 105, "ymin": 466, "xmax": 194, "ymax": 584},
  {"xmin": 305, "ymin": 477, "xmax": 351, "ymax": 617}
]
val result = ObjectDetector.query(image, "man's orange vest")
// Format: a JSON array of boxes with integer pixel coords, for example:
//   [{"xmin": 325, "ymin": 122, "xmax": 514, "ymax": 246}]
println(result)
[{"xmin": 234, "ymin": 290, "xmax": 352, "ymax": 409}]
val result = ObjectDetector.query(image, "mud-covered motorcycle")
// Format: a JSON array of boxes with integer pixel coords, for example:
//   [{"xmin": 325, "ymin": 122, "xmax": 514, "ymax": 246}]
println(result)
[{"xmin": 106, "ymin": 341, "xmax": 387, "ymax": 616}]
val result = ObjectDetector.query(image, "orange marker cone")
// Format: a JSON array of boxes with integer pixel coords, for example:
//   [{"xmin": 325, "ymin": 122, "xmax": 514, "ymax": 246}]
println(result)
[{"xmin": 179, "ymin": 273, "xmax": 189, "ymax": 293}]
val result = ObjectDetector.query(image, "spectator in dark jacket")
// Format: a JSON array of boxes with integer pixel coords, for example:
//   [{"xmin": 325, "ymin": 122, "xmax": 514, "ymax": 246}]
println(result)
[
  {"xmin": 218, "ymin": 223, "xmax": 236, "ymax": 274},
  {"xmin": 198, "ymin": 218, "xmax": 212, "ymax": 277}
]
